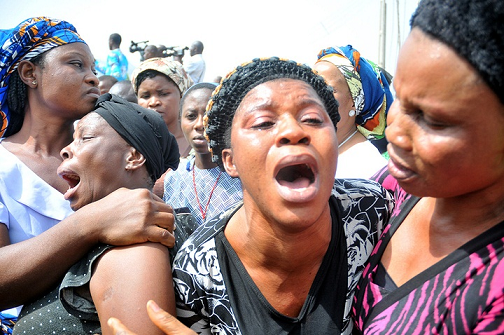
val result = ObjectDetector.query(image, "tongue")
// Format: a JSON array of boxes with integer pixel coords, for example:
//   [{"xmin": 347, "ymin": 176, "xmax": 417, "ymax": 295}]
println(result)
[
  {"xmin": 278, "ymin": 176, "xmax": 312, "ymax": 189},
  {"xmin": 63, "ymin": 185, "xmax": 77, "ymax": 200}
]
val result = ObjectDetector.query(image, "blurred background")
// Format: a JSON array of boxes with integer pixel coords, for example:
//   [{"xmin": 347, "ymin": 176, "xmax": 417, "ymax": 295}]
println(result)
[{"xmin": 0, "ymin": 0, "xmax": 419, "ymax": 83}]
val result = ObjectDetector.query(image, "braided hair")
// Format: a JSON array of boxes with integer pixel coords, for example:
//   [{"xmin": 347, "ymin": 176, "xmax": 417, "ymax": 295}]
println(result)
[
  {"xmin": 204, "ymin": 57, "xmax": 340, "ymax": 171},
  {"xmin": 4, "ymin": 53, "xmax": 45, "ymax": 137}
]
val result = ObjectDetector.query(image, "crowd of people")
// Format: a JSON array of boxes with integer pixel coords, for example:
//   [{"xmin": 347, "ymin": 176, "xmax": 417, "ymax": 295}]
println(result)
[{"xmin": 0, "ymin": 0, "xmax": 503, "ymax": 334}]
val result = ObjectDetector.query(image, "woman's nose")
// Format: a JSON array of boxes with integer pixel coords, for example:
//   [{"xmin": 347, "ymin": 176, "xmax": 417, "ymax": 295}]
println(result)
[
  {"xmin": 276, "ymin": 116, "xmax": 311, "ymax": 146},
  {"xmin": 147, "ymin": 96, "xmax": 160, "ymax": 107},
  {"xmin": 60, "ymin": 144, "xmax": 73, "ymax": 160},
  {"xmin": 194, "ymin": 115, "xmax": 204, "ymax": 130}
]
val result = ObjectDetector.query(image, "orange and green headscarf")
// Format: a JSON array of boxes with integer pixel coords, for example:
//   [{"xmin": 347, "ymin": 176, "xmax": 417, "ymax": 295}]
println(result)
[
  {"xmin": 0, "ymin": 16, "xmax": 86, "ymax": 137},
  {"xmin": 316, "ymin": 45, "xmax": 393, "ymax": 140}
]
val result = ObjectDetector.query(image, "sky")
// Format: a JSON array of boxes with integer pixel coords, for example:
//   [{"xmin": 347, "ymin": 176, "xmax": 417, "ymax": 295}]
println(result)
[{"xmin": 0, "ymin": 0, "xmax": 419, "ymax": 82}]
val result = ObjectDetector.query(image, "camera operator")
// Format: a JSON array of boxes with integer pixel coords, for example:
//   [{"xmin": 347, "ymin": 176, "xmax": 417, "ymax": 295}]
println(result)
[{"xmin": 143, "ymin": 45, "xmax": 159, "ymax": 60}]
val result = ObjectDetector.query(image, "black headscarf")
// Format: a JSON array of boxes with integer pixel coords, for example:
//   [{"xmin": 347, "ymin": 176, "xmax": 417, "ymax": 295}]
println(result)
[{"xmin": 93, "ymin": 93, "xmax": 179, "ymax": 180}]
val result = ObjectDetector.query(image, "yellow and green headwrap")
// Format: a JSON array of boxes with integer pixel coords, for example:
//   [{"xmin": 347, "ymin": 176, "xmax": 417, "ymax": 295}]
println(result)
[
  {"xmin": 316, "ymin": 45, "xmax": 393, "ymax": 140},
  {"xmin": 0, "ymin": 16, "xmax": 86, "ymax": 137}
]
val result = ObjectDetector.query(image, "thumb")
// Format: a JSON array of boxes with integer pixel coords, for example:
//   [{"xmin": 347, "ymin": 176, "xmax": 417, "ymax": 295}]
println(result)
[{"xmin": 146, "ymin": 300, "xmax": 197, "ymax": 335}]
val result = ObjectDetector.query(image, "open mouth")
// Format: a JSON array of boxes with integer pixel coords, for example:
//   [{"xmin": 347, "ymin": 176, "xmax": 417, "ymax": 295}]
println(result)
[
  {"xmin": 274, "ymin": 155, "xmax": 320, "ymax": 203},
  {"xmin": 59, "ymin": 171, "xmax": 81, "ymax": 201},
  {"xmin": 276, "ymin": 163, "xmax": 315, "ymax": 187}
]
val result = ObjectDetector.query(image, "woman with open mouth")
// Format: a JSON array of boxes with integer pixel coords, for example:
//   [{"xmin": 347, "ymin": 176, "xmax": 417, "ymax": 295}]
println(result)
[
  {"xmin": 13, "ymin": 94, "xmax": 187, "ymax": 335},
  {"xmin": 111, "ymin": 57, "xmax": 393, "ymax": 335},
  {"xmin": 0, "ymin": 17, "xmax": 175, "ymax": 332}
]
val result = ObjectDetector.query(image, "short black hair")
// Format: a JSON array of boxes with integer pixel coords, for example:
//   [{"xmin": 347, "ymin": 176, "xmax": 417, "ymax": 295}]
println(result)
[
  {"xmin": 179, "ymin": 82, "xmax": 217, "ymax": 119},
  {"xmin": 109, "ymin": 33, "xmax": 122, "ymax": 46},
  {"xmin": 411, "ymin": 0, "xmax": 504, "ymax": 103}
]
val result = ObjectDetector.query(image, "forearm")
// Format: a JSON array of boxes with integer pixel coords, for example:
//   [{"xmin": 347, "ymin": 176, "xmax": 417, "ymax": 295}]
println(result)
[
  {"xmin": 0, "ymin": 212, "xmax": 96, "ymax": 309},
  {"xmin": 0, "ymin": 187, "xmax": 175, "ymax": 309}
]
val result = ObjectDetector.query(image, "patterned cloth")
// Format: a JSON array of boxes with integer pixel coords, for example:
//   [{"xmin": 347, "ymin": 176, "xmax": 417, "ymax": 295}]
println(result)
[
  {"xmin": 316, "ymin": 46, "xmax": 393, "ymax": 140},
  {"xmin": 131, "ymin": 57, "xmax": 192, "ymax": 96},
  {"xmin": 172, "ymin": 178, "xmax": 393, "ymax": 334},
  {"xmin": 0, "ymin": 312, "xmax": 16, "ymax": 334},
  {"xmin": 164, "ymin": 157, "xmax": 242, "ymax": 226},
  {"xmin": 97, "ymin": 48, "xmax": 128, "ymax": 81},
  {"xmin": 0, "ymin": 16, "xmax": 86, "ymax": 137},
  {"xmin": 13, "ymin": 212, "xmax": 197, "ymax": 335},
  {"xmin": 352, "ymin": 167, "xmax": 504, "ymax": 334}
]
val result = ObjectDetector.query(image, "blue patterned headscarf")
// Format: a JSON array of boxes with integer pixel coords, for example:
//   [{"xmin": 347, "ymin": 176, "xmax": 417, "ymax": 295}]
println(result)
[
  {"xmin": 316, "ymin": 45, "xmax": 393, "ymax": 140},
  {"xmin": 0, "ymin": 17, "xmax": 86, "ymax": 137}
]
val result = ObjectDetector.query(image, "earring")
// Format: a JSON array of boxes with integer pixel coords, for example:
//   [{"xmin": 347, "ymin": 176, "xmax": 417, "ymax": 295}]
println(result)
[
  {"xmin": 32, "ymin": 80, "xmax": 37, "ymax": 85},
  {"xmin": 349, "ymin": 110, "xmax": 356, "ymax": 117}
]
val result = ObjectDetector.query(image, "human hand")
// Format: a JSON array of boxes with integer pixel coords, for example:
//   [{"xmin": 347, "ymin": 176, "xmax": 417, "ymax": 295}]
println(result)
[
  {"xmin": 152, "ymin": 169, "xmax": 171, "ymax": 199},
  {"xmin": 108, "ymin": 300, "xmax": 196, "ymax": 335},
  {"xmin": 78, "ymin": 188, "xmax": 175, "ymax": 247}
]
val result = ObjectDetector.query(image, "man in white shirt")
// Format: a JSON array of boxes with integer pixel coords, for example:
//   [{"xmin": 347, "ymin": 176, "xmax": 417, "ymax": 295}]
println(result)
[{"xmin": 183, "ymin": 41, "xmax": 205, "ymax": 83}]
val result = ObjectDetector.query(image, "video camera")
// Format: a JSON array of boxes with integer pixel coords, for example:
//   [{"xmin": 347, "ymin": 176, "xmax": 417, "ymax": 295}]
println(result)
[
  {"xmin": 160, "ymin": 46, "xmax": 189, "ymax": 58},
  {"xmin": 129, "ymin": 40, "xmax": 149, "ymax": 54},
  {"xmin": 129, "ymin": 40, "xmax": 189, "ymax": 61}
]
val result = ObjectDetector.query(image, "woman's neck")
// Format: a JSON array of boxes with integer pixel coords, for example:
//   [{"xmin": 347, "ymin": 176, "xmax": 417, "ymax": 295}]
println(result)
[
  {"xmin": 167, "ymin": 125, "xmax": 191, "ymax": 158},
  {"xmin": 338, "ymin": 129, "xmax": 366, "ymax": 154},
  {"xmin": 194, "ymin": 152, "xmax": 217, "ymax": 170},
  {"xmin": 225, "ymin": 201, "xmax": 332, "ymax": 272},
  {"xmin": 429, "ymin": 187, "xmax": 504, "ymax": 235},
  {"xmin": 4, "ymin": 112, "xmax": 74, "ymax": 156}
]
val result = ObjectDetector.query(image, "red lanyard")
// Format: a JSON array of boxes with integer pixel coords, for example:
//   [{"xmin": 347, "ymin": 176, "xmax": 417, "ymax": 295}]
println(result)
[{"xmin": 192, "ymin": 163, "xmax": 222, "ymax": 221}]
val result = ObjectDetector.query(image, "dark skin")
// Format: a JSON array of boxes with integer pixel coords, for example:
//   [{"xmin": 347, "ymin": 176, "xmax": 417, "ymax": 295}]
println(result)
[{"xmin": 0, "ymin": 43, "xmax": 175, "ymax": 310}]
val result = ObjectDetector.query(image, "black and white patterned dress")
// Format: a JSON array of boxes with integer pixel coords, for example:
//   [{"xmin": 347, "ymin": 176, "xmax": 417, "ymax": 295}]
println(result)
[{"xmin": 172, "ymin": 178, "xmax": 393, "ymax": 334}]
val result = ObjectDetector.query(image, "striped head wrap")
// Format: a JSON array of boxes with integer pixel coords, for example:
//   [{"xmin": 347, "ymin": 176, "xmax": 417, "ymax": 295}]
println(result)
[
  {"xmin": 316, "ymin": 45, "xmax": 393, "ymax": 140},
  {"xmin": 0, "ymin": 16, "xmax": 86, "ymax": 137},
  {"xmin": 204, "ymin": 57, "xmax": 340, "ymax": 170}
]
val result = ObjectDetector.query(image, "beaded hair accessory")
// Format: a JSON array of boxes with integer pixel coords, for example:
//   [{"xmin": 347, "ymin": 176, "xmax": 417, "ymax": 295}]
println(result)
[{"xmin": 203, "ymin": 57, "xmax": 340, "ymax": 170}]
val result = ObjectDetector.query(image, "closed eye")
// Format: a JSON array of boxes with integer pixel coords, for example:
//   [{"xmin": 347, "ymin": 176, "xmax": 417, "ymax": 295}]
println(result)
[
  {"xmin": 251, "ymin": 121, "xmax": 275, "ymax": 129},
  {"xmin": 303, "ymin": 117, "xmax": 323, "ymax": 125},
  {"xmin": 411, "ymin": 110, "xmax": 448, "ymax": 129}
]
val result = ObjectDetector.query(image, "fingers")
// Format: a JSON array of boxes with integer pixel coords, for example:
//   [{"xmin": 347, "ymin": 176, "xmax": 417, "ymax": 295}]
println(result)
[
  {"xmin": 146, "ymin": 300, "xmax": 197, "ymax": 335},
  {"xmin": 147, "ymin": 225, "xmax": 176, "ymax": 248},
  {"xmin": 108, "ymin": 317, "xmax": 136, "ymax": 335}
]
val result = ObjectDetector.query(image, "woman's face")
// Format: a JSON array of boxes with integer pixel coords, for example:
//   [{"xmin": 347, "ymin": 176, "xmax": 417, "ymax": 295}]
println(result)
[
  {"xmin": 137, "ymin": 74, "xmax": 181, "ymax": 128},
  {"xmin": 313, "ymin": 60, "xmax": 355, "ymax": 138},
  {"xmin": 386, "ymin": 28, "xmax": 504, "ymax": 198},
  {"xmin": 223, "ymin": 79, "xmax": 338, "ymax": 229},
  {"xmin": 57, "ymin": 113, "xmax": 133, "ymax": 210},
  {"xmin": 34, "ymin": 42, "xmax": 100, "ymax": 120},
  {"xmin": 181, "ymin": 88, "xmax": 213, "ymax": 154}
]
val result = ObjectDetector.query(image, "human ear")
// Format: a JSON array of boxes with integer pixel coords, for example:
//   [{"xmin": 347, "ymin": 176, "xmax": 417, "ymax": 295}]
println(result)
[
  {"xmin": 17, "ymin": 60, "xmax": 38, "ymax": 88},
  {"xmin": 222, "ymin": 148, "xmax": 239, "ymax": 178},
  {"xmin": 125, "ymin": 147, "xmax": 147, "ymax": 171}
]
